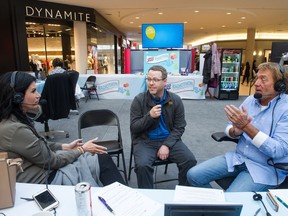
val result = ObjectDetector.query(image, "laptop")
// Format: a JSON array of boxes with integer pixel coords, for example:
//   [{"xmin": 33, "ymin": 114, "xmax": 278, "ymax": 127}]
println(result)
[{"xmin": 164, "ymin": 203, "xmax": 243, "ymax": 216}]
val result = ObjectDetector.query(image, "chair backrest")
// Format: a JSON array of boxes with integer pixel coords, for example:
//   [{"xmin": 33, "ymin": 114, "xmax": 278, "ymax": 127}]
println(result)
[
  {"xmin": 78, "ymin": 109, "xmax": 122, "ymax": 143},
  {"xmin": 39, "ymin": 73, "xmax": 74, "ymax": 120},
  {"xmin": 66, "ymin": 70, "xmax": 79, "ymax": 110},
  {"xmin": 67, "ymin": 70, "xmax": 79, "ymax": 93},
  {"xmin": 85, "ymin": 76, "xmax": 96, "ymax": 88}
]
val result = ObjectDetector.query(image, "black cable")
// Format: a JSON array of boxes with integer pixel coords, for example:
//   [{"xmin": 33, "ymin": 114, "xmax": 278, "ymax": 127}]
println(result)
[
  {"xmin": 267, "ymin": 95, "xmax": 281, "ymax": 185},
  {"xmin": 0, "ymin": 213, "xmax": 7, "ymax": 216},
  {"xmin": 252, "ymin": 191, "xmax": 271, "ymax": 216},
  {"xmin": 53, "ymin": 208, "xmax": 57, "ymax": 216},
  {"xmin": 269, "ymin": 95, "xmax": 280, "ymax": 136}
]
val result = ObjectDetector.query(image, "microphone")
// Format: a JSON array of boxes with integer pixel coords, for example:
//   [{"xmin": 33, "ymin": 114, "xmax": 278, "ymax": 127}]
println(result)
[
  {"xmin": 26, "ymin": 99, "xmax": 46, "ymax": 120},
  {"xmin": 254, "ymin": 93, "xmax": 263, "ymax": 99},
  {"xmin": 21, "ymin": 99, "xmax": 47, "ymax": 106},
  {"xmin": 154, "ymin": 97, "xmax": 161, "ymax": 105},
  {"xmin": 253, "ymin": 93, "xmax": 275, "ymax": 99},
  {"xmin": 39, "ymin": 99, "xmax": 47, "ymax": 105},
  {"xmin": 21, "ymin": 102, "xmax": 39, "ymax": 105}
]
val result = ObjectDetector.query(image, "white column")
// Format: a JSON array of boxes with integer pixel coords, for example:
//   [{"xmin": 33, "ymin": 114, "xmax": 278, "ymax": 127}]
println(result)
[
  {"xmin": 74, "ymin": 21, "xmax": 87, "ymax": 74},
  {"xmin": 245, "ymin": 28, "xmax": 255, "ymax": 65}
]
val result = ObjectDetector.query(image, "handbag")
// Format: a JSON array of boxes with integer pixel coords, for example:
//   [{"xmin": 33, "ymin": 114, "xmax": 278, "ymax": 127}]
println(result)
[{"xmin": 0, "ymin": 152, "xmax": 23, "ymax": 209}]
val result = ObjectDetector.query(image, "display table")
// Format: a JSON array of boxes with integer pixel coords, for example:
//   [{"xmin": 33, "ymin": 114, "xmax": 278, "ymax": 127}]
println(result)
[
  {"xmin": 2, "ymin": 183, "xmax": 287, "ymax": 216},
  {"xmin": 166, "ymin": 75, "xmax": 205, "ymax": 99},
  {"xmin": 78, "ymin": 74, "xmax": 146, "ymax": 100},
  {"xmin": 78, "ymin": 74, "xmax": 205, "ymax": 100}
]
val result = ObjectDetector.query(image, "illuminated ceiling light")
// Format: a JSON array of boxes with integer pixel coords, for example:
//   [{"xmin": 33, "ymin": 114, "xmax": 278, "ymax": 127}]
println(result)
[
  {"xmin": 237, "ymin": 21, "xmax": 242, "ymax": 24},
  {"xmin": 253, "ymin": 51, "xmax": 257, "ymax": 56},
  {"xmin": 222, "ymin": 25, "xmax": 226, "ymax": 28},
  {"xmin": 48, "ymin": 24, "xmax": 60, "ymax": 26},
  {"xmin": 194, "ymin": 10, "xmax": 199, "ymax": 13},
  {"xmin": 138, "ymin": 25, "xmax": 141, "ymax": 28},
  {"xmin": 158, "ymin": 12, "xmax": 163, "ymax": 15},
  {"xmin": 241, "ymin": 17, "xmax": 246, "ymax": 19},
  {"xmin": 226, "ymin": 12, "xmax": 231, "ymax": 15},
  {"xmin": 135, "ymin": 17, "xmax": 140, "ymax": 19},
  {"xmin": 200, "ymin": 27, "xmax": 204, "ymax": 30},
  {"xmin": 184, "ymin": 21, "xmax": 188, "ymax": 24},
  {"xmin": 65, "ymin": 28, "xmax": 71, "ymax": 31},
  {"xmin": 26, "ymin": 22, "xmax": 36, "ymax": 25},
  {"xmin": 258, "ymin": 51, "xmax": 263, "ymax": 56},
  {"xmin": 130, "ymin": 21, "xmax": 134, "ymax": 24}
]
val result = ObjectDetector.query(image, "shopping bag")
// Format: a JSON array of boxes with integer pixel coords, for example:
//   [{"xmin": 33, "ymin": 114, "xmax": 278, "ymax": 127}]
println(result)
[{"xmin": 0, "ymin": 152, "xmax": 23, "ymax": 209}]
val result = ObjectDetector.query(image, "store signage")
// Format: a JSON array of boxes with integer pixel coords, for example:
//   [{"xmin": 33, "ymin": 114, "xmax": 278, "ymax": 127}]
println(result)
[
  {"xmin": 26, "ymin": 6, "xmax": 91, "ymax": 22},
  {"xmin": 25, "ymin": 1, "xmax": 95, "ymax": 23}
]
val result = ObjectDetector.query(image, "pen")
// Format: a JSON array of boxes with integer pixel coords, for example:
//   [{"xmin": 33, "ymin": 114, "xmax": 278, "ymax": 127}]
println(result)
[
  {"xmin": 275, "ymin": 195, "xmax": 288, "ymax": 209},
  {"xmin": 98, "ymin": 196, "xmax": 114, "ymax": 214},
  {"xmin": 254, "ymin": 207, "xmax": 261, "ymax": 216}
]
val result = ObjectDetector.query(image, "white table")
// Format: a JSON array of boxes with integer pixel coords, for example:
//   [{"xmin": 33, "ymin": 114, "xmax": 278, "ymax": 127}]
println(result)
[
  {"xmin": 36, "ymin": 80, "xmax": 84, "ymax": 99},
  {"xmin": 35, "ymin": 80, "xmax": 45, "ymax": 94},
  {"xmin": 2, "ymin": 183, "xmax": 287, "ymax": 216},
  {"xmin": 78, "ymin": 74, "xmax": 205, "ymax": 100}
]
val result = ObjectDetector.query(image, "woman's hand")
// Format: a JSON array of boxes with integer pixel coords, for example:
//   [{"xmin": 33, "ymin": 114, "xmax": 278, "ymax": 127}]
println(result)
[
  {"xmin": 82, "ymin": 137, "xmax": 108, "ymax": 154},
  {"xmin": 62, "ymin": 139, "xmax": 83, "ymax": 150}
]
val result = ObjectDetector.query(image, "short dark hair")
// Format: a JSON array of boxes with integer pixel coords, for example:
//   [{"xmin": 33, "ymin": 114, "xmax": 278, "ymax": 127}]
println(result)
[
  {"xmin": 148, "ymin": 65, "xmax": 168, "ymax": 79},
  {"xmin": 52, "ymin": 58, "xmax": 64, "ymax": 68}
]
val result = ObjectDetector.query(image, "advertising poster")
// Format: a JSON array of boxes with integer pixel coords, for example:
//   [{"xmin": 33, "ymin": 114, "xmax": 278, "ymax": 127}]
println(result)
[{"xmin": 143, "ymin": 50, "xmax": 180, "ymax": 74}]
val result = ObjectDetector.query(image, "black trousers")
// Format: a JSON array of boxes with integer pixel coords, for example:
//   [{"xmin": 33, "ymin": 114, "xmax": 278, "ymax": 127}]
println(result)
[
  {"xmin": 98, "ymin": 154, "xmax": 126, "ymax": 186},
  {"xmin": 133, "ymin": 139, "xmax": 197, "ymax": 188}
]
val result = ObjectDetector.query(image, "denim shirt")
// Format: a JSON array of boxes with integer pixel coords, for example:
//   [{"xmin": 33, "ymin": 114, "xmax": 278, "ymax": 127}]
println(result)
[{"xmin": 225, "ymin": 94, "xmax": 288, "ymax": 185}]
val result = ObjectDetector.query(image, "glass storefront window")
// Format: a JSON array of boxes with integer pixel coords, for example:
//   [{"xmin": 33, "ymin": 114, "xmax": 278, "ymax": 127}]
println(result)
[
  {"xmin": 26, "ymin": 20, "xmax": 74, "ymax": 78},
  {"xmin": 87, "ymin": 24, "xmax": 115, "ymax": 74}
]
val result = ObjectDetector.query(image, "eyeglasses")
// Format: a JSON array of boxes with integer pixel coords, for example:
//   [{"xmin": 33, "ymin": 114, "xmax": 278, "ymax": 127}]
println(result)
[{"xmin": 146, "ymin": 77, "xmax": 165, "ymax": 83}]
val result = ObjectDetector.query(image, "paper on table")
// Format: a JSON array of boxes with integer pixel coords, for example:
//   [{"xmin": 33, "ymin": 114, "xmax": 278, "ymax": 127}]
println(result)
[
  {"xmin": 173, "ymin": 185, "xmax": 226, "ymax": 204},
  {"xmin": 269, "ymin": 189, "xmax": 288, "ymax": 204},
  {"xmin": 93, "ymin": 182, "xmax": 162, "ymax": 216}
]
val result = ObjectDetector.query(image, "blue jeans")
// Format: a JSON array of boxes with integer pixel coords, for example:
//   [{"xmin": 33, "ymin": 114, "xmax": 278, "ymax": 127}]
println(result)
[{"xmin": 186, "ymin": 155, "xmax": 277, "ymax": 192}]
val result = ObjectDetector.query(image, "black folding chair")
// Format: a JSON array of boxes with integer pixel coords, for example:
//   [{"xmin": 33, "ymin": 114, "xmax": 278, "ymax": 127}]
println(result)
[
  {"xmin": 80, "ymin": 76, "xmax": 99, "ymax": 102},
  {"xmin": 128, "ymin": 142, "xmax": 178, "ymax": 187},
  {"xmin": 78, "ymin": 109, "xmax": 128, "ymax": 184}
]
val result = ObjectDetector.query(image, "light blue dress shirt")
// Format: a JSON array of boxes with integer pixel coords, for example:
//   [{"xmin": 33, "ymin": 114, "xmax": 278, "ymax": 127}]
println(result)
[{"xmin": 225, "ymin": 93, "xmax": 288, "ymax": 185}]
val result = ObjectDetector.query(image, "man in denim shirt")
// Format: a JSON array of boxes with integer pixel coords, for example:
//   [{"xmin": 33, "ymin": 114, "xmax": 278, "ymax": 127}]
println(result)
[{"xmin": 187, "ymin": 62, "xmax": 288, "ymax": 192}]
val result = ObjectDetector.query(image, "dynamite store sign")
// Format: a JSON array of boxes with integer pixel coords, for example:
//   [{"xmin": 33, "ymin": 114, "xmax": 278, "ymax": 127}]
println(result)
[{"xmin": 26, "ymin": 6, "xmax": 93, "ymax": 22}]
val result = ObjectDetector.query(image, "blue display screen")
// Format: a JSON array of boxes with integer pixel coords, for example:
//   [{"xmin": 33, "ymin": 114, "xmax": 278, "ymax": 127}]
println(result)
[{"xmin": 142, "ymin": 23, "xmax": 184, "ymax": 48}]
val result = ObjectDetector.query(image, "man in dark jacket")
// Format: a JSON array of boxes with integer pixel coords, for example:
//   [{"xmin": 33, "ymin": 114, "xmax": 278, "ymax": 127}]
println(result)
[{"xmin": 130, "ymin": 65, "xmax": 197, "ymax": 188}]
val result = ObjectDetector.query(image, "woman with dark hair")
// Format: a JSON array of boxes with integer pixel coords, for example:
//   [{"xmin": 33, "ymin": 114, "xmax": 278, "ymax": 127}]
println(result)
[{"xmin": 0, "ymin": 71, "xmax": 125, "ymax": 186}]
